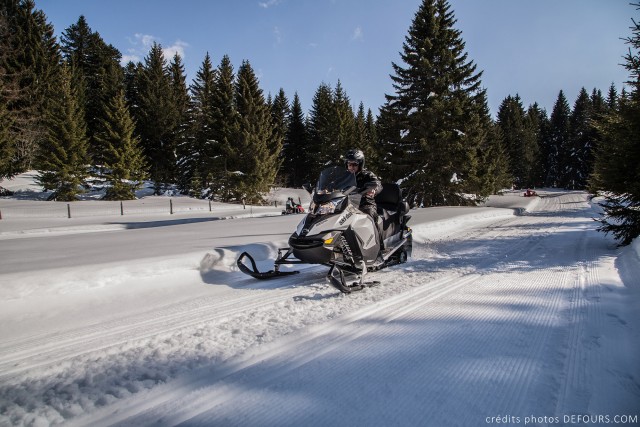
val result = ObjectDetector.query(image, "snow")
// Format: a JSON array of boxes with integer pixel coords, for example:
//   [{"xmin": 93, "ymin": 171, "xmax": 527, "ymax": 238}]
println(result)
[{"xmin": 1, "ymin": 175, "xmax": 639, "ymax": 427}]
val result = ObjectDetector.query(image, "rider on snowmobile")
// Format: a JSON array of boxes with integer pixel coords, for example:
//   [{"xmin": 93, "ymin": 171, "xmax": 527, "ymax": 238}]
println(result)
[{"xmin": 345, "ymin": 148, "xmax": 384, "ymax": 248}]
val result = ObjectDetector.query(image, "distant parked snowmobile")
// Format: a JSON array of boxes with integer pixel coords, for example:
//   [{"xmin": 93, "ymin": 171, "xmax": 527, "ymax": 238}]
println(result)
[{"xmin": 237, "ymin": 166, "xmax": 412, "ymax": 293}]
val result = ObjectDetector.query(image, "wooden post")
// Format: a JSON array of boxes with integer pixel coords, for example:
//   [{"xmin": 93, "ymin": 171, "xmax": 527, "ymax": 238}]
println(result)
[
  {"xmin": 170, "ymin": 199, "xmax": 174, "ymax": 214},
  {"xmin": 120, "ymin": 201, "xmax": 124, "ymax": 216},
  {"xmin": 67, "ymin": 204, "xmax": 71, "ymax": 218},
  {"xmin": 209, "ymin": 200, "xmax": 212, "ymax": 212}
]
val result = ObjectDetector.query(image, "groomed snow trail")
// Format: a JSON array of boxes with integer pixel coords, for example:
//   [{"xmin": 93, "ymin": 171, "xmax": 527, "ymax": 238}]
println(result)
[
  {"xmin": 1, "ymin": 192, "xmax": 638, "ymax": 427},
  {"xmin": 79, "ymin": 193, "xmax": 639, "ymax": 426}
]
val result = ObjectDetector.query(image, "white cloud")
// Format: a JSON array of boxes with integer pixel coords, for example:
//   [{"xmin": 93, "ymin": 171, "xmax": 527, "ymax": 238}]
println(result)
[
  {"xmin": 134, "ymin": 33, "xmax": 156, "ymax": 48},
  {"xmin": 259, "ymin": 0, "xmax": 281, "ymax": 8},
  {"xmin": 163, "ymin": 40, "xmax": 189, "ymax": 60},
  {"xmin": 273, "ymin": 26, "xmax": 282, "ymax": 44},
  {"xmin": 121, "ymin": 54, "xmax": 140, "ymax": 64},
  {"xmin": 351, "ymin": 26, "xmax": 364, "ymax": 41},
  {"xmin": 120, "ymin": 34, "xmax": 189, "ymax": 65}
]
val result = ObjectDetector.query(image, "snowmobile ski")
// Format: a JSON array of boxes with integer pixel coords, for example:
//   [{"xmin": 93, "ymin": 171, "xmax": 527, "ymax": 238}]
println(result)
[{"xmin": 236, "ymin": 251, "xmax": 300, "ymax": 280}]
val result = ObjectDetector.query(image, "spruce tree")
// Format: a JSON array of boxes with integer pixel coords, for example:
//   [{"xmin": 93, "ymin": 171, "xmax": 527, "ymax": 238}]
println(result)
[
  {"xmin": 564, "ymin": 88, "xmax": 594, "ymax": 189},
  {"xmin": 497, "ymin": 95, "xmax": 538, "ymax": 188},
  {"xmin": 0, "ymin": 81, "xmax": 16, "ymax": 186},
  {"xmin": 135, "ymin": 42, "xmax": 178, "ymax": 193},
  {"xmin": 379, "ymin": 0, "xmax": 491, "ymax": 206},
  {"xmin": 526, "ymin": 103, "xmax": 549, "ymax": 187},
  {"xmin": 271, "ymin": 88, "xmax": 290, "ymax": 185},
  {"xmin": 210, "ymin": 55, "xmax": 238, "ymax": 200},
  {"xmin": 307, "ymin": 82, "xmax": 336, "ymax": 179},
  {"xmin": 181, "ymin": 53, "xmax": 215, "ymax": 195},
  {"xmin": 96, "ymin": 89, "xmax": 147, "ymax": 200},
  {"xmin": 231, "ymin": 60, "xmax": 281, "ymax": 203},
  {"xmin": 1, "ymin": 0, "xmax": 60, "ymax": 171},
  {"xmin": 353, "ymin": 102, "xmax": 380, "ymax": 172},
  {"xmin": 37, "ymin": 64, "xmax": 90, "ymax": 201},
  {"xmin": 0, "ymin": 49, "xmax": 17, "ymax": 182},
  {"xmin": 60, "ymin": 16, "xmax": 123, "ymax": 167},
  {"xmin": 333, "ymin": 80, "xmax": 355, "ymax": 157},
  {"xmin": 606, "ymin": 83, "xmax": 619, "ymax": 111},
  {"xmin": 546, "ymin": 90, "xmax": 571, "ymax": 187},
  {"xmin": 354, "ymin": 103, "xmax": 367, "ymax": 156},
  {"xmin": 168, "ymin": 53, "xmax": 192, "ymax": 194},
  {"xmin": 283, "ymin": 92, "xmax": 308, "ymax": 187},
  {"xmin": 590, "ymin": 4, "xmax": 640, "ymax": 245},
  {"xmin": 475, "ymin": 122, "xmax": 512, "ymax": 195},
  {"xmin": 364, "ymin": 108, "xmax": 380, "ymax": 171}
]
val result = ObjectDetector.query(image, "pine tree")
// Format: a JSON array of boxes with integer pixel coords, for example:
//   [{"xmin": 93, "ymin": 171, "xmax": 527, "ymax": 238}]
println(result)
[
  {"xmin": 590, "ymin": 3, "xmax": 640, "ymax": 245},
  {"xmin": 379, "ymin": 0, "xmax": 491, "ymax": 206},
  {"xmin": 333, "ymin": 80, "xmax": 355, "ymax": 156},
  {"xmin": 135, "ymin": 42, "xmax": 178, "ymax": 193},
  {"xmin": 307, "ymin": 82, "xmax": 336, "ymax": 179},
  {"xmin": 283, "ymin": 92, "xmax": 308, "ymax": 187},
  {"xmin": 96, "ymin": 89, "xmax": 147, "ymax": 200},
  {"xmin": 364, "ymin": 108, "xmax": 380, "ymax": 171},
  {"xmin": 606, "ymin": 83, "xmax": 619, "ymax": 111},
  {"xmin": 210, "ymin": 55, "xmax": 238, "ymax": 200},
  {"xmin": 181, "ymin": 53, "xmax": 214, "ymax": 194},
  {"xmin": 0, "ymin": 22, "xmax": 17, "ymax": 183},
  {"xmin": 546, "ymin": 90, "xmax": 571, "ymax": 187},
  {"xmin": 526, "ymin": 103, "xmax": 549, "ymax": 187},
  {"xmin": 37, "ymin": 64, "xmax": 90, "ymax": 201},
  {"xmin": 231, "ymin": 60, "xmax": 281, "ymax": 203},
  {"xmin": 60, "ymin": 16, "xmax": 123, "ymax": 166},
  {"xmin": 1, "ymin": 0, "xmax": 61, "ymax": 171},
  {"xmin": 475, "ymin": 122, "xmax": 512, "ymax": 195},
  {"xmin": 271, "ymin": 88, "xmax": 290, "ymax": 185},
  {"xmin": 354, "ymin": 103, "xmax": 367, "ymax": 155},
  {"xmin": 563, "ymin": 88, "xmax": 594, "ymax": 189},
  {"xmin": 497, "ymin": 95, "xmax": 538, "ymax": 188},
  {"xmin": 0, "ymin": 77, "xmax": 16, "ymax": 182},
  {"xmin": 168, "ymin": 53, "xmax": 192, "ymax": 194}
]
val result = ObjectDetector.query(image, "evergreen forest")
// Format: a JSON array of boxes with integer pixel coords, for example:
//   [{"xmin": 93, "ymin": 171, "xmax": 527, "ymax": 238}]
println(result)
[{"xmin": 1, "ymin": 0, "xmax": 639, "ymax": 244}]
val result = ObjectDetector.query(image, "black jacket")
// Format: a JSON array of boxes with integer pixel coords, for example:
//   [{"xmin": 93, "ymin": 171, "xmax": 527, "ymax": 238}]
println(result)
[{"xmin": 355, "ymin": 169, "xmax": 382, "ymax": 209}]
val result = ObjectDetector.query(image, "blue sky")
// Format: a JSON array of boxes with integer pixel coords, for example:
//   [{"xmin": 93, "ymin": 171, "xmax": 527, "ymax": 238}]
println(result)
[{"xmin": 37, "ymin": 0, "xmax": 633, "ymax": 117}]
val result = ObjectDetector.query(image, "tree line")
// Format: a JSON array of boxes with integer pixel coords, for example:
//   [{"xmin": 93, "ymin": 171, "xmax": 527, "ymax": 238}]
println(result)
[{"xmin": 1, "ymin": 0, "xmax": 638, "ymax": 244}]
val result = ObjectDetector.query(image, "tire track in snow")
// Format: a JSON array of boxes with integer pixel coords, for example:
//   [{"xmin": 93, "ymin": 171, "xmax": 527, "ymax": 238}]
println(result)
[
  {"xmin": 77, "ymin": 194, "xmax": 596, "ymax": 426},
  {"xmin": 71, "ymin": 272, "xmax": 488, "ymax": 427},
  {"xmin": 0, "ymin": 272, "xmax": 329, "ymax": 381},
  {"xmin": 7, "ymin": 191, "xmax": 626, "ymax": 426}
]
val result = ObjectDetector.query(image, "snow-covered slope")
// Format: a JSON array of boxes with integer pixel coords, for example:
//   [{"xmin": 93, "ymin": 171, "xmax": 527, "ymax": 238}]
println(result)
[{"xmin": 0, "ymin": 188, "xmax": 638, "ymax": 427}]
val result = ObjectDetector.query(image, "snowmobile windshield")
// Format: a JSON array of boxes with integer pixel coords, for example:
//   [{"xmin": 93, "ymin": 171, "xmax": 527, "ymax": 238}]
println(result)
[{"xmin": 314, "ymin": 166, "xmax": 356, "ymax": 202}]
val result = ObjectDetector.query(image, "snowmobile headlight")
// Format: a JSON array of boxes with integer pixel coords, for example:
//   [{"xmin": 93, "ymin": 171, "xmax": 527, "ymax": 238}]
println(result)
[
  {"xmin": 316, "ymin": 201, "xmax": 335, "ymax": 215},
  {"xmin": 315, "ymin": 198, "xmax": 343, "ymax": 215}
]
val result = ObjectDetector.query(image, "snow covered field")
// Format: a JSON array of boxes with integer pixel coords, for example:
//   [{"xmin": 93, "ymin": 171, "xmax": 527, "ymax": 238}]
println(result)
[{"xmin": 0, "ymin": 175, "xmax": 639, "ymax": 427}]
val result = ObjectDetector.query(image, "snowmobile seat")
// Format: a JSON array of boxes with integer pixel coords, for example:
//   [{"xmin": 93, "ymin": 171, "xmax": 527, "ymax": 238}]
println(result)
[
  {"xmin": 375, "ymin": 183, "xmax": 408, "ymax": 235},
  {"xmin": 375, "ymin": 183, "xmax": 406, "ymax": 213}
]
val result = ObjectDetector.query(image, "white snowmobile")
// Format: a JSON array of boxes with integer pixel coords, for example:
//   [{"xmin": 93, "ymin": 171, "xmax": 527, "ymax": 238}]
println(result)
[{"xmin": 237, "ymin": 166, "xmax": 412, "ymax": 293}]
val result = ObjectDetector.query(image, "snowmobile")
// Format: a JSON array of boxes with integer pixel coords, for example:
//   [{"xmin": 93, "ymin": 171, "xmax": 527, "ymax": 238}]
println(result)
[
  {"xmin": 281, "ymin": 202, "xmax": 305, "ymax": 215},
  {"xmin": 237, "ymin": 166, "xmax": 412, "ymax": 293}
]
